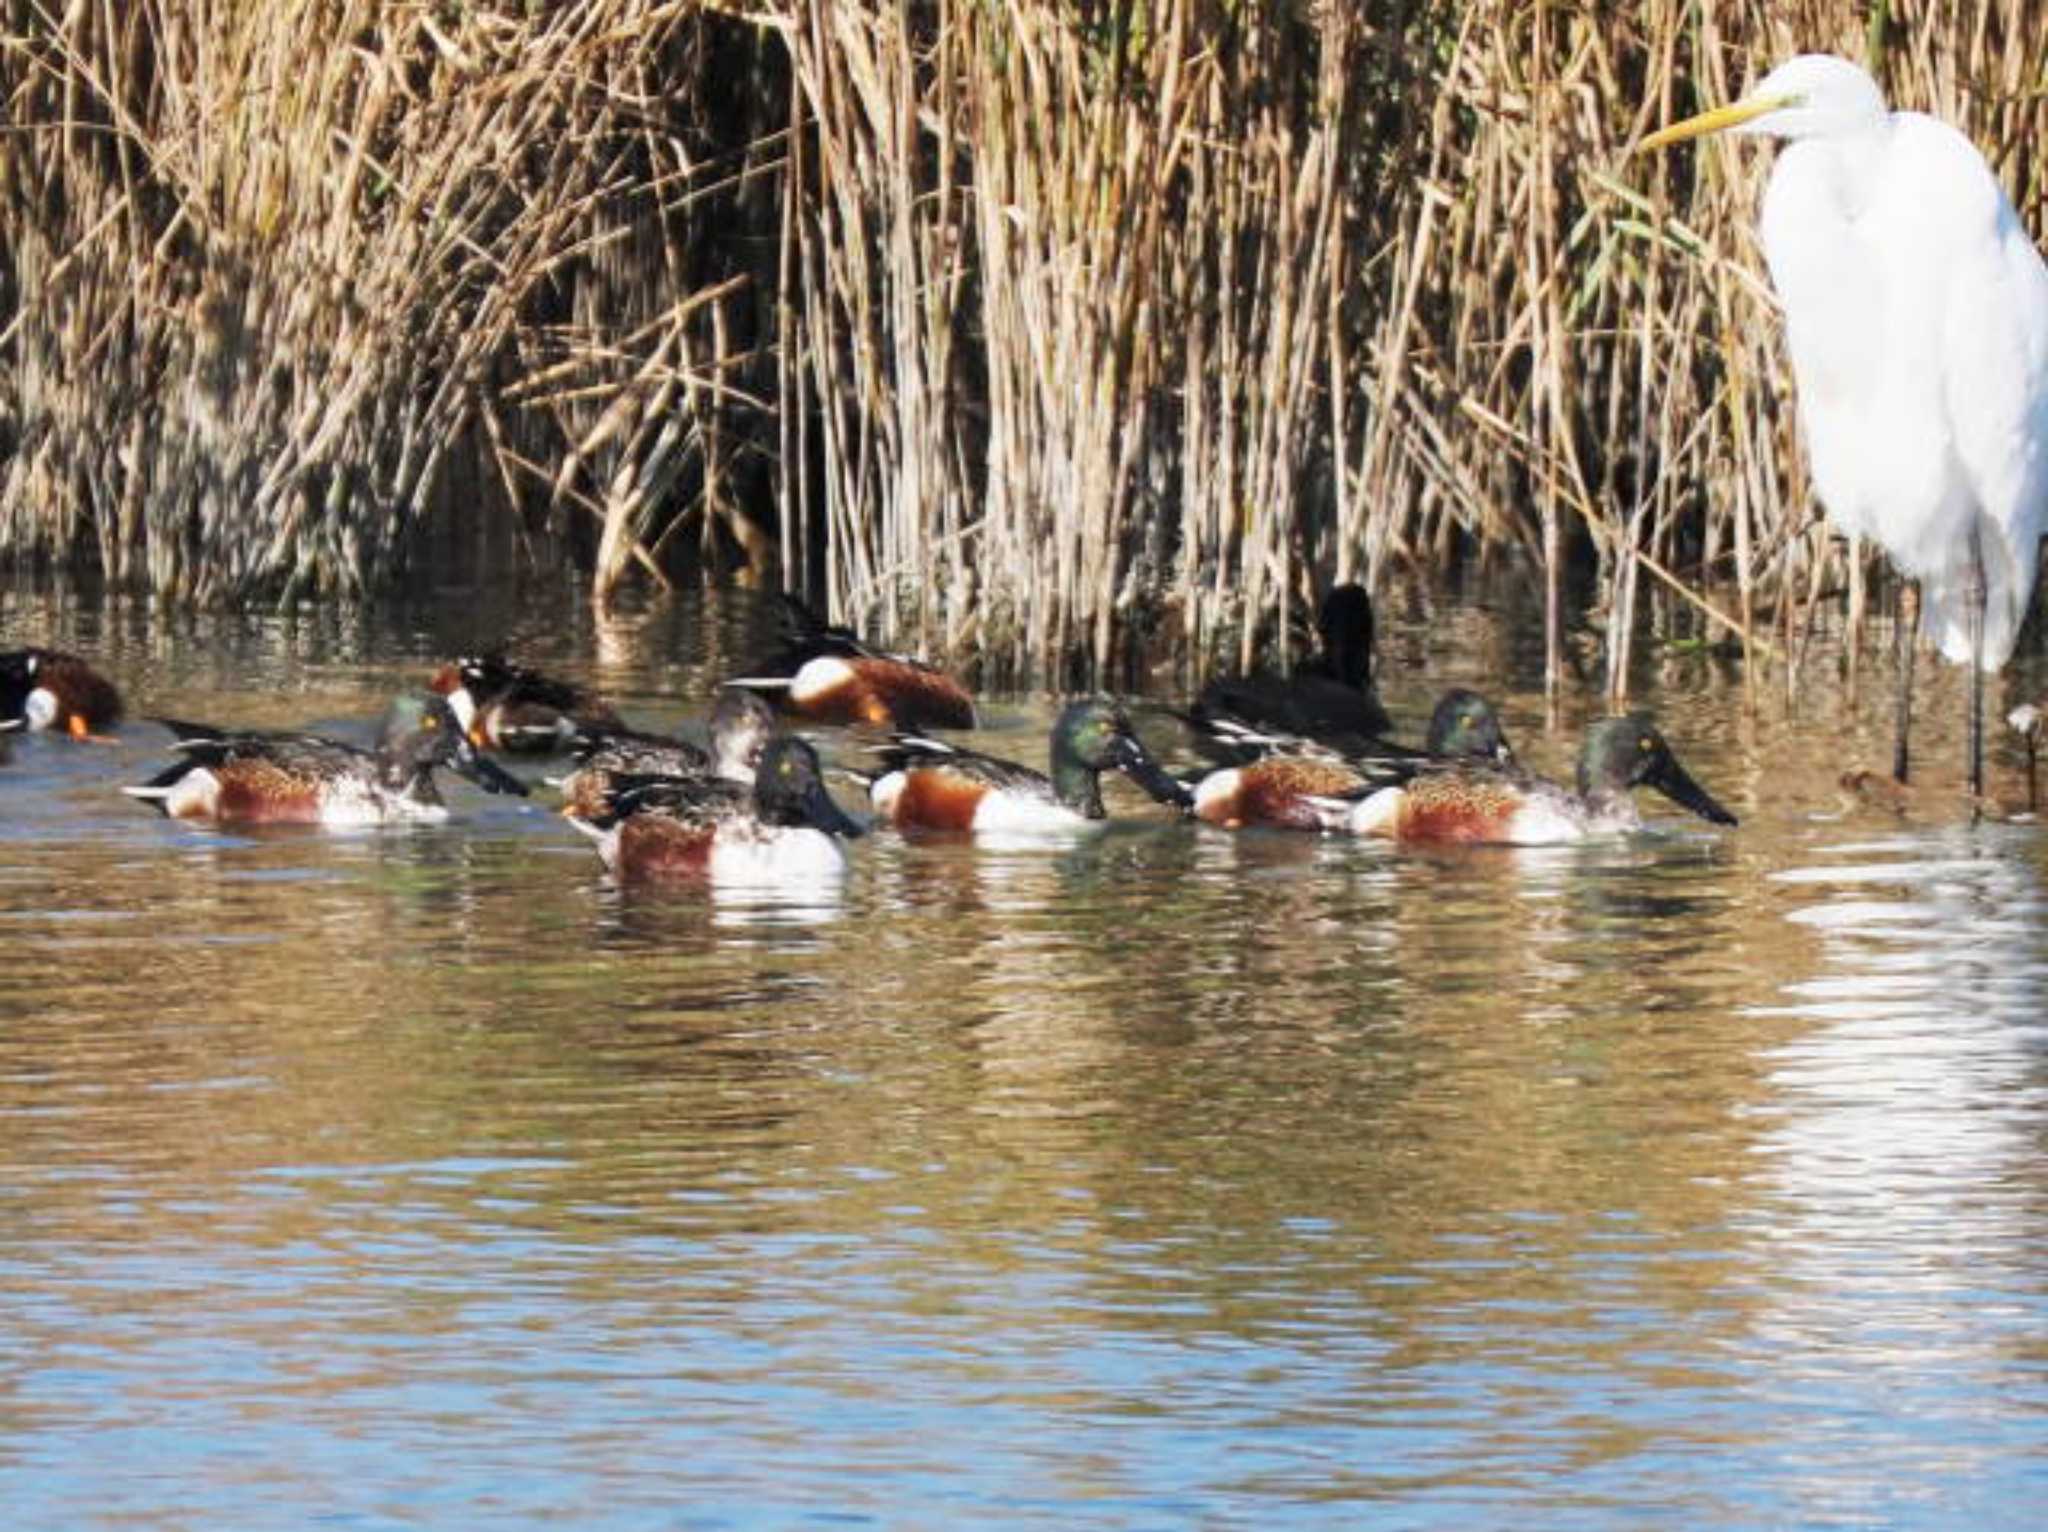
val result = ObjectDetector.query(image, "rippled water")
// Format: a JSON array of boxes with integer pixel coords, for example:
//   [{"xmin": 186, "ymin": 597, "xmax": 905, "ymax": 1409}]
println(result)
[{"xmin": 2, "ymin": 579, "xmax": 2045, "ymax": 1528}]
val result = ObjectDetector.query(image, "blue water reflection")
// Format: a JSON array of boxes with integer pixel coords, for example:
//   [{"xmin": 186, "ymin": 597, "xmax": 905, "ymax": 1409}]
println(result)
[{"xmin": 0, "ymin": 582, "xmax": 2044, "ymax": 1527}]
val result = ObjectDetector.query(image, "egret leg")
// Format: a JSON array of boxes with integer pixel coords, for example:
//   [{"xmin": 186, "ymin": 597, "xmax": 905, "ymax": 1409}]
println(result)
[
  {"xmin": 1966, "ymin": 525, "xmax": 1988, "ymax": 811},
  {"xmin": 1892, "ymin": 581, "xmax": 1919, "ymax": 784}
]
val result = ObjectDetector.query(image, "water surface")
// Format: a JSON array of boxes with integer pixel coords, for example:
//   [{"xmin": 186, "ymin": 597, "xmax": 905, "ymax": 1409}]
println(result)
[{"xmin": 1, "ymin": 580, "xmax": 2045, "ymax": 1528}]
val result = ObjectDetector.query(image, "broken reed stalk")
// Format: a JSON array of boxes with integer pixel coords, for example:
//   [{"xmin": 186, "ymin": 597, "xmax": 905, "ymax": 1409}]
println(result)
[{"xmin": 5, "ymin": 2, "xmax": 2048, "ymax": 697}]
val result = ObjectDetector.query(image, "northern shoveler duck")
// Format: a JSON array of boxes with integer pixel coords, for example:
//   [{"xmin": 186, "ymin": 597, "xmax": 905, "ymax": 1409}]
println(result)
[
  {"xmin": 1189, "ymin": 584, "xmax": 1391, "ymax": 755},
  {"xmin": 428, "ymin": 655, "xmax": 624, "ymax": 753},
  {"xmin": 123, "ymin": 694, "xmax": 529, "ymax": 825},
  {"xmin": 1317, "ymin": 712, "xmax": 1737, "ymax": 846},
  {"xmin": 726, "ymin": 594, "xmax": 977, "ymax": 731},
  {"xmin": 568, "ymin": 734, "xmax": 864, "ymax": 883},
  {"xmin": 867, "ymin": 699, "xmax": 1192, "ymax": 834},
  {"xmin": 552, "ymin": 687, "xmax": 778, "ymax": 820},
  {"xmin": 1192, "ymin": 689, "xmax": 1515, "ymax": 830},
  {"xmin": 0, "ymin": 646, "xmax": 123, "ymax": 738}
]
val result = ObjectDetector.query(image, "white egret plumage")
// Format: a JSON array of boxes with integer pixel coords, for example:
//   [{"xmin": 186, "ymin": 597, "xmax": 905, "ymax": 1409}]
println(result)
[{"xmin": 1642, "ymin": 54, "xmax": 2048, "ymax": 802}]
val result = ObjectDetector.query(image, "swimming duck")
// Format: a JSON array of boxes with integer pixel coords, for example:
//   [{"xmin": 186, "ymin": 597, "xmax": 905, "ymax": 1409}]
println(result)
[
  {"xmin": 123, "ymin": 694, "xmax": 529, "ymax": 825},
  {"xmin": 0, "ymin": 647, "xmax": 123, "ymax": 738},
  {"xmin": 1192, "ymin": 689, "xmax": 1515, "ymax": 831},
  {"xmin": 867, "ymin": 699, "xmax": 1192, "ymax": 833},
  {"xmin": 1189, "ymin": 584, "xmax": 1391, "ymax": 754},
  {"xmin": 568, "ymin": 734, "xmax": 865, "ymax": 882},
  {"xmin": 428, "ymin": 655, "xmax": 624, "ymax": 752},
  {"xmin": 726, "ymin": 594, "xmax": 977, "ymax": 731},
  {"xmin": 552, "ymin": 687, "xmax": 778, "ymax": 820},
  {"xmin": 1316, "ymin": 712, "xmax": 1737, "ymax": 845}
]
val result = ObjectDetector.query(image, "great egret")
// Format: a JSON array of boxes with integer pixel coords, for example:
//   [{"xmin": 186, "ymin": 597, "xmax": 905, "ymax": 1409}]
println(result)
[{"xmin": 1641, "ymin": 54, "xmax": 2048, "ymax": 802}]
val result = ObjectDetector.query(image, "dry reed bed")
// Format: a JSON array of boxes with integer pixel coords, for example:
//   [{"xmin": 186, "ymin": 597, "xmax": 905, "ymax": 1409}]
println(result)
[
  {"xmin": 5, "ymin": 2, "xmax": 2048, "ymax": 690},
  {"xmin": 0, "ymin": 0, "xmax": 782, "ymax": 602}
]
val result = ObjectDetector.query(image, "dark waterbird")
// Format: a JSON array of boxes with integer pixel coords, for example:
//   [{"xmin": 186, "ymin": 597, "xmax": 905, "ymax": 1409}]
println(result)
[
  {"xmin": 725, "ymin": 594, "xmax": 977, "ymax": 731},
  {"xmin": 550, "ymin": 687, "xmax": 779, "ymax": 821},
  {"xmin": 1188, "ymin": 584, "xmax": 1394, "ymax": 760},
  {"xmin": 429, "ymin": 655, "xmax": 624, "ymax": 753},
  {"xmin": 865, "ymin": 698, "xmax": 1192, "ymax": 833},
  {"xmin": 566, "ymin": 734, "xmax": 864, "ymax": 882},
  {"xmin": 0, "ymin": 646, "xmax": 123, "ymax": 739},
  {"xmin": 1191, "ymin": 688, "xmax": 1516, "ymax": 831},
  {"xmin": 124, "ymin": 695, "xmax": 529, "ymax": 825},
  {"xmin": 1313, "ymin": 712, "xmax": 1737, "ymax": 845}
]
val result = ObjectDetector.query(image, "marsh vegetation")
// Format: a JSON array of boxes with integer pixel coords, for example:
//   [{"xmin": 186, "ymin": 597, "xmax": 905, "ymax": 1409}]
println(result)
[{"xmin": 5, "ymin": 2, "xmax": 2046, "ymax": 687}]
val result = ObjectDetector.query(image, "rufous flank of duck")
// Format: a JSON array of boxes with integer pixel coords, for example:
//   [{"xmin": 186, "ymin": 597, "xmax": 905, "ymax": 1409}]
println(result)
[
  {"xmin": 567, "ymin": 733, "xmax": 864, "ymax": 883},
  {"xmin": 1188, "ymin": 584, "xmax": 1392, "ymax": 756},
  {"xmin": 867, "ymin": 698, "xmax": 1192, "ymax": 834},
  {"xmin": 1316, "ymin": 712, "xmax": 1737, "ymax": 846},
  {"xmin": 123, "ymin": 694, "xmax": 530, "ymax": 825},
  {"xmin": 724, "ymin": 593, "xmax": 977, "ymax": 731},
  {"xmin": 552, "ymin": 687, "xmax": 778, "ymax": 821},
  {"xmin": 1193, "ymin": 689, "xmax": 1515, "ymax": 831},
  {"xmin": 428, "ymin": 655, "xmax": 625, "ymax": 753},
  {"xmin": 0, "ymin": 646, "xmax": 124, "ymax": 738}
]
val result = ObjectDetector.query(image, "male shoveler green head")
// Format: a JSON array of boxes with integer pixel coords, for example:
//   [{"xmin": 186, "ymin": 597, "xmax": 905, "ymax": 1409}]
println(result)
[
  {"xmin": 1189, "ymin": 583, "xmax": 1392, "ymax": 755},
  {"xmin": 1193, "ymin": 688, "xmax": 1515, "ymax": 831},
  {"xmin": 1425, "ymin": 688, "xmax": 1517, "ymax": 767},
  {"xmin": 1333, "ymin": 712, "xmax": 1737, "ymax": 845},
  {"xmin": 428, "ymin": 655, "xmax": 624, "ymax": 753},
  {"xmin": 123, "ymin": 694, "xmax": 529, "ymax": 825},
  {"xmin": 553, "ymin": 687, "xmax": 778, "ymax": 821},
  {"xmin": 0, "ymin": 647, "xmax": 123, "ymax": 739},
  {"xmin": 868, "ymin": 698, "xmax": 1191, "ymax": 834},
  {"xmin": 568, "ymin": 733, "xmax": 864, "ymax": 884},
  {"xmin": 725, "ymin": 593, "xmax": 977, "ymax": 731}
]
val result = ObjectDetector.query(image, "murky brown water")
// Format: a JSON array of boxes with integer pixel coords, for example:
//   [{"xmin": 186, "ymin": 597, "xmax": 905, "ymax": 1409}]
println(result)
[{"xmin": 3, "ymin": 577, "xmax": 2046, "ymax": 1527}]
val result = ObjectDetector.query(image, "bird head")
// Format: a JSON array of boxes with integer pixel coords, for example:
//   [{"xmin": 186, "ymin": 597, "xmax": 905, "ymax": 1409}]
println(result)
[{"xmin": 1640, "ymin": 54, "xmax": 1887, "ymax": 149}]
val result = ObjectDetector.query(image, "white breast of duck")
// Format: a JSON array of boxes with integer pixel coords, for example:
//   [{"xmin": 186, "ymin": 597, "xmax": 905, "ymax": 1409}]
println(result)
[
  {"xmin": 789, "ymin": 656, "xmax": 859, "ymax": 709},
  {"xmin": 323, "ymin": 783, "xmax": 451, "ymax": 825},
  {"xmin": 1489, "ymin": 786, "xmax": 1637, "ymax": 845},
  {"xmin": 868, "ymin": 765, "xmax": 1091, "ymax": 835},
  {"xmin": 707, "ymin": 821, "xmax": 851, "ymax": 888},
  {"xmin": 22, "ymin": 686, "xmax": 60, "ymax": 731}
]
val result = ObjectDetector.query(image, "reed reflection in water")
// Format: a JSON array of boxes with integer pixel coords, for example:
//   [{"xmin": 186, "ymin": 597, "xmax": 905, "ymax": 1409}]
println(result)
[{"xmin": 0, "ymin": 581, "xmax": 2043, "ymax": 1528}]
